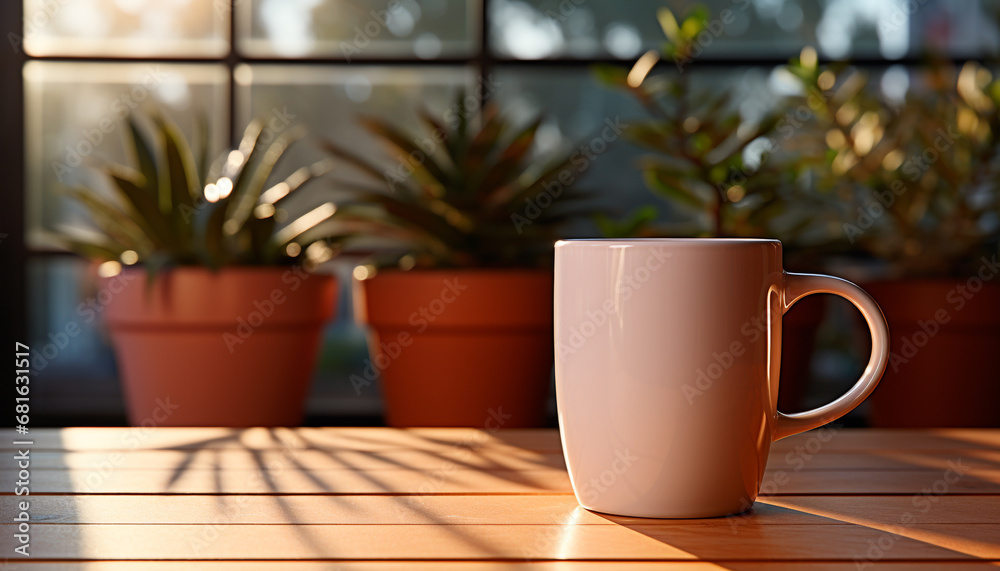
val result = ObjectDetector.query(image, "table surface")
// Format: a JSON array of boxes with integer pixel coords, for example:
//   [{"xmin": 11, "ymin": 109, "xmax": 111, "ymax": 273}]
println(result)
[{"xmin": 1, "ymin": 427, "xmax": 999, "ymax": 570}]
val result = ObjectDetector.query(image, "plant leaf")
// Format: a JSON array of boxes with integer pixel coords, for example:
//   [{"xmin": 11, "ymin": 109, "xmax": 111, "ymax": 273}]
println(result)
[
  {"xmin": 124, "ymin": 116, "xmax": 159, "ymax": 199},
  {"xmin": 106, "ymin": 168, "xmax": 176, "ymax": 251},
  {"xmin": 319, "ymin": 138, "xmax": 424, "ymax": 197},
  {"xmin": 358, "ymin": 115, "xmax": 454, "ymax": 193},
  {"xmin": 643, "ymin": 169, "xmax": 705, "ymax": 209},
  {"xmin": 260, "ymin": 158, "xmax": 335, "ymax": 207},
  {"xmin": 591, "ymin": 63, "xmax": 630, "ymax": 88},
  {"xmin": 65, "ymin": 187, "xmax": 154, "ymax": 254},
  {"xmin": 462, "ymin": 105, "xmax": 507, "ymax": 185},
  {"xmin": 226, "ymin": 124, "xmax": 307, "ymax": 237},
  {"xmin": 477, "ymin": 117, "xmax": 543, "ymax": 194}
]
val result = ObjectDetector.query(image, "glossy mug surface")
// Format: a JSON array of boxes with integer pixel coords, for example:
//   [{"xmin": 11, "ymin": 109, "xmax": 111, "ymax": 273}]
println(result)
[{"xmin": 554, "ymin": 239, "xmax": 889, "ymax": 518}]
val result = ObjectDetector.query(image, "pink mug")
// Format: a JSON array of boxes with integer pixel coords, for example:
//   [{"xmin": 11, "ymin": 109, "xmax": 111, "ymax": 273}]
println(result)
[{"xmin": 554, "ymin": 238, "xmax": 890, "ymax": 518}]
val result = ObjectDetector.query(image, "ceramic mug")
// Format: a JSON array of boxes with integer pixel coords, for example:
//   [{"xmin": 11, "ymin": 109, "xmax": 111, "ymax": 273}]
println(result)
[{"xmin": 554, "ymin": 239, "xmax": 890, "ymax": 518}]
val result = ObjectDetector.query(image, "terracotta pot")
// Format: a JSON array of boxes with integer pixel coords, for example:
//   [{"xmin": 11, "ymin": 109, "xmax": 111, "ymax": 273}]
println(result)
[
  {"xmin": 103, "ymin": 266, "xmax": 336, "ymax": 427},
  {"xmin": 354, "ymin": 269, "xmax": 553, "ymax": 427},
  {"xmin": 863, "ymin": 279, "xmax": 1000, "ymax": 427}
]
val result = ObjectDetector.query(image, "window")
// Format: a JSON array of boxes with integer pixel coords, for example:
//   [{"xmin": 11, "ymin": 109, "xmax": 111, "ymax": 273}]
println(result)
[{"xmin": 3, "ymin": 0, "xmax": 997, "ymax": 424}]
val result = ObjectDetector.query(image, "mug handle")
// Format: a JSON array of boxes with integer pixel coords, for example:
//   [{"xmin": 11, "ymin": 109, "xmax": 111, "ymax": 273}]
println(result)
[{"xmin": 773, "ymin": 272, "xmax": 891, "ymax": 441}]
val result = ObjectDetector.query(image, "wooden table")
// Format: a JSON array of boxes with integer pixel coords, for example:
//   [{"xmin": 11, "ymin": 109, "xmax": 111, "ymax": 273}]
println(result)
[{"xmin": 2, "ymin": 427, "xmax": 999, "ymax": 569}]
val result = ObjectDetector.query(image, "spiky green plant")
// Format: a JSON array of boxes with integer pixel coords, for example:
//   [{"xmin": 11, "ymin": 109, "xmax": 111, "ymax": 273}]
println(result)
[
  {"xmin": 58, "ymin": 112, "xmax": 345, "ymax": 272},
  {"xmin": 321, "ymin": 92, "xmax": 588, "ymax": 269}
]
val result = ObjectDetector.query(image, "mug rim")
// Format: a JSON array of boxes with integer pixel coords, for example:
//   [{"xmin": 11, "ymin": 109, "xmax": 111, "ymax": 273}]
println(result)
[{"xmin": 556, "ymin": 238, "xmax": 781, "ymax": 246}]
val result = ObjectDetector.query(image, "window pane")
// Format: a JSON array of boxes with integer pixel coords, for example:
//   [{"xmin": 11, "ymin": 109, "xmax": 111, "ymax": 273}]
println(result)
[
  {"xmin": 489, "ymin": 0, "xmax": 1000, "ymax": 60},
  {"xmin": 237, "ymin": 0, "xmax": 478, "ymax": 58},
  {"xmin": 307, "ymin": 261, "xmax": 383, "ymax": 420},
  {"xmin": 235, "ymin": 64, "xmax": 476, "ymax": 207},
  {"xmin": 24, "ymin": 62, "xmax": 229, "ymax": 248},
  {"xmin": 22, "ymin": 0, "xmax": 229, "ymax": 57},
  {"xmin": 491, "ymin": 65, "xmax": 788, "ymax": 224},
  {"xmin": 27, "ymin": 256, "xmax": 123, "ymax": 421},
  {"xmin": 492, "ymin": 66, "xmax": 659, "ymax": 221}
]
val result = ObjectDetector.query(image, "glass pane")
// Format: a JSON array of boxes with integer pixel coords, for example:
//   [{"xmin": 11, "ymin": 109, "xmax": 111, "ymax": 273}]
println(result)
[
  {"xmin": 491, "ymin": 66, "xmax": 650, "ymax": 223},
  {"xmin": 489, "ymin": 0, "xmax": 1000, "ymax": 60},
  {"xmin": 238, "ymin": 0, "xmax": 478, "ymax": 58},
  {"xmin": 491, "ymin": 64, "xmax": 811, "ymax": 226},
  {"xmin": 24, "ymin": 62, "xmax": 230, "ymax": 249},
  {"xmin": 27, "ymin": 256, "xmax": 123, "ymax": 420},
  {"xmin": 235, "ymin": 63, "xmax": 476, "ymax": 209},
  {"xmin": 307, "ymin": 260, "xmax": 383, "ymax": 420},
  {"xmin": 22, "ymin": 0, "xmax": 229, "ymax": 57}
]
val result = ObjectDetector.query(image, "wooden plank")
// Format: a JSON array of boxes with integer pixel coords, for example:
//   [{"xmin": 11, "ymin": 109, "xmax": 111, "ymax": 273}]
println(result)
[
  {"xmin": 768, "ymin": 496, "xmax": 1000, "ymax": 525},
  {"xmin": 771, "ymin": 429, "xmax": 1000, "ymax": 452},
  {"xmin": 11, "ymin": 495, "xmax": 1000, "ymax": 526},
  {"xmin": 0, "ymin": 428, "xmax": 564, "ymax": 453},
  {"xmin": 6, "ymin": 467, "xmax": 998, "ymax": 495},
  {"xmin": 0, "ymin": 564, "xmax": 998, "ymax": 571},
  {"xmin": 4, "ymin": 428, "xmax": 998, "ymax": 453},
  {"xmin": 0, "ymin": 467, "xmax": 570, "ymax": 495},
  {"xmin": 756, "ymin": 469, "xmax": 1000, "ymax": 495},
  {"xmin": 3, "ymin": 563, "xmax": 999, "ymax": 570},
  {"xmin": 19, "ymin": 448, "xmax": 1000, "ymax": 472},
  {"xmin": 20, "ymin": 448, "xmax": 566, "ymax": 471},
  {"xmin": 623, "ymin": 523, "xmax": 1000, "ymax": 561},
  {"xmin": 4, "ymin": 523, "xmax": 999, "ymax": 560},
  {"xmin": 764, "ymin": 449, "xmax": 1000, "ymax": 471}
]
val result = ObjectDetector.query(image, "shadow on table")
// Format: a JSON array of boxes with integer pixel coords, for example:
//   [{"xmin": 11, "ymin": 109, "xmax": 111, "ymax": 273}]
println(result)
[
  {"xmin": 583, "ymin": 430, "xmax": 1000, "ymax": 568},
  {"xmin": 155, "ymin": 427, "xmax": 564, "ymax": 559}
]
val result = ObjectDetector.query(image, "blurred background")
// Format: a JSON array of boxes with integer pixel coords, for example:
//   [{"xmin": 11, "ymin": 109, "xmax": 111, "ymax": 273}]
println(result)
[{"xmin": 1, "ymin": 0, "xmax": 998, "ymax": 426}]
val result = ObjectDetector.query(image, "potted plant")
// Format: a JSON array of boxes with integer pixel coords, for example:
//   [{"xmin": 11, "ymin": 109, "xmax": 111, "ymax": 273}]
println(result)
[
  {"xmin": 785, "ymin": 54, "xmax": 1000, "ymax": 426},
  {"xmin": 593, "ymin": 7, "xmax": 838, "ymax": 411},
  {"xmin": 58, "ymin": 112, "xmax": 346, "ymax": 427},
  {"xmin": 323, "ymin": 93, "xmax": 586, "ymax": 427}
]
